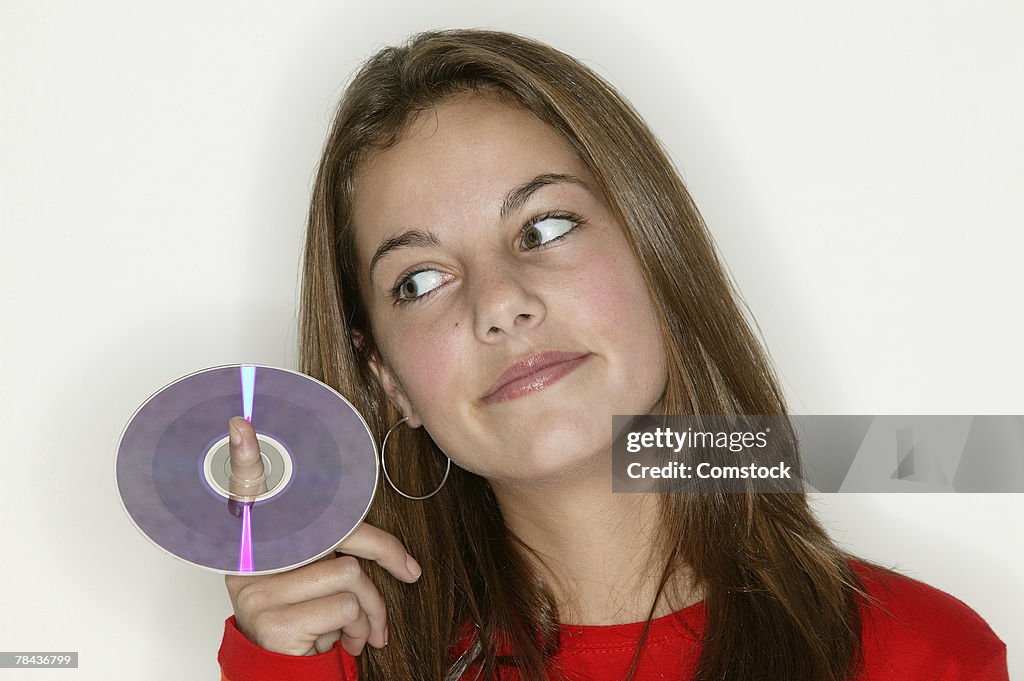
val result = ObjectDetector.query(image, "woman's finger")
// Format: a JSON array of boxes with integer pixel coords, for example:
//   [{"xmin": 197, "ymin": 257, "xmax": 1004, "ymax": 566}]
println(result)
[
  {"xmin": 312, "ymin": 629, "xmax": 343, "ymax": 655},
  {"xmin": 241, "ymin": 591, "xmax": 368, "ymax": 656},
  {"xmin": 229, "ymin": 555, "xmax": 384, "ymax": 605},
  {"xmin": 334, "ymin": 523, "xmax": 422, "ymax": 584},
  {"xmin": 282, "ymin": 592, "xmax": 371, "ymax": 656},
  {"xmin": 227, "ymin": 417, "xmax": 269, "ymax": 499},
  {"xmin": 337, "ymin": 608, "xmax": 372, "ymax": 657}
]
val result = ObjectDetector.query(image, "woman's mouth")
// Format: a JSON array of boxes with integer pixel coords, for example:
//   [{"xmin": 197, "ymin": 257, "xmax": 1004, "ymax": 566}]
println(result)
[{"xmin": 481, "ymin": 351, "xmax": 591, "ymax": 403}]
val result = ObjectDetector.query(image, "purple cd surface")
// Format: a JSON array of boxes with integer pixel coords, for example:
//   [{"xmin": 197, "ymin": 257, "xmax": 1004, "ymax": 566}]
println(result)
[{"xmin": 116, "ymin": 365, "xmax": 378, "ymax": 575}]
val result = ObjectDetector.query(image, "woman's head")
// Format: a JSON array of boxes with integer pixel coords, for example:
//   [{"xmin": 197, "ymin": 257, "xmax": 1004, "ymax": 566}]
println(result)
[{"xmin": 349, "ymin": 93, "xmax": 668, "ymax": 482}]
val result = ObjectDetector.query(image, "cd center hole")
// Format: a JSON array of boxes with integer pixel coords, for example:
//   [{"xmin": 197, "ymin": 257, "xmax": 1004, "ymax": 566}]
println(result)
[{"xmin": 223, "ymin": 452, "xmax": 273, "ymax": 486}]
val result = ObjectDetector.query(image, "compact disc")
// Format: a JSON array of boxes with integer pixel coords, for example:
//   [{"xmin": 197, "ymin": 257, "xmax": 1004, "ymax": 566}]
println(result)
[{"xmin": 116, "ymin": 365, "xmax": 378, "ymax": 575}]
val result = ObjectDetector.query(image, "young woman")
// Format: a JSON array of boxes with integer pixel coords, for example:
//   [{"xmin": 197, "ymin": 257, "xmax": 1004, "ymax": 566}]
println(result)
[{"xmin": 217, "ymin": 29, "xmax": 1008, "ymax": 681}]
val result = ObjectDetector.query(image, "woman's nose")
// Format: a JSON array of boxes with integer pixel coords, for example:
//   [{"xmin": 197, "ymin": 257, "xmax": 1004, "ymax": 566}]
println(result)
[{"xmin": 470, "ymin": 266, "xmax": 546, "ymax": 342}]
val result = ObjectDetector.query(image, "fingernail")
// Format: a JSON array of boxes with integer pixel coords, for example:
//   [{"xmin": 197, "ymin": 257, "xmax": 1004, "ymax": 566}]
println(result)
[
  {"xmin": 405, "ymin": 554, "xmax": 422, "ymax": 580},
  {"xmin": 229, "ymin": 422, "xmax": 241, "ymax": 446}
]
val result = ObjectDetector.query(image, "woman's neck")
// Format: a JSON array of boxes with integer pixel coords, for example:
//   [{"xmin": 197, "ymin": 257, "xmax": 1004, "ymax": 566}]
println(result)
[{"xmin": 487, "ymin": 453, "xmax": 700, "ymax": 626}]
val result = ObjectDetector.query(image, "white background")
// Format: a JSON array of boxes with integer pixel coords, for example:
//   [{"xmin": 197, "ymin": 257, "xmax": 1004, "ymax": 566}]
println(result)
[{"xmin": 1, "ymin": 1, "xmax": 1021, "ymax": 679}]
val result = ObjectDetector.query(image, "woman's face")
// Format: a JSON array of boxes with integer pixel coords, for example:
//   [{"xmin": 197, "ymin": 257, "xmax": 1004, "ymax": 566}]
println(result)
[{"xmin": 351, "ymin": 94, "xmax": 667, "ymax": 484}]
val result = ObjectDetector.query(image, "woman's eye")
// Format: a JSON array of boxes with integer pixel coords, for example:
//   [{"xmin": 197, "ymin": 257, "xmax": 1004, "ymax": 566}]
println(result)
[
  {"xmin": 521, "ymin": 216, "xmax": 576, "ymax": 249},
  {"xmin": 396, "ymin": 269, "xmax": 446, "ymax": 301}
]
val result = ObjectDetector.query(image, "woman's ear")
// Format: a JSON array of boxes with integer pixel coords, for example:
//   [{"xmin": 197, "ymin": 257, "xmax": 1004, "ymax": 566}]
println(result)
[
  {"xmin": 352, "ymin": 330, "xmax": 423, "ymax": 428},
  {"xmin": 367, "ymin": 359, "xmax": 423, "ymax": 429}
]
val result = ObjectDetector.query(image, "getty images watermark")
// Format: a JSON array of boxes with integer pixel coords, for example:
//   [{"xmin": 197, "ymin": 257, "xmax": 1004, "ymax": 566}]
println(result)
[{"xmin": 612, "ymin": 415, "xmax": 1024, "ymax": 493}]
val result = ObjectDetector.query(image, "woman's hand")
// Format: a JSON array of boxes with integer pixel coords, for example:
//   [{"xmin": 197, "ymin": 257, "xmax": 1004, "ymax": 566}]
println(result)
[{"xmin": 223, "ymin": 417, "xmax": 422, "ymax": 657}]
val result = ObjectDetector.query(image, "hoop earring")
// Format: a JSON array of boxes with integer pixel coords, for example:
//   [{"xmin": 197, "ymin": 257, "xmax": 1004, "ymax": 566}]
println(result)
[{"xmin": 380, "ymin": 416, "xmax": 451, "ymax": 500}]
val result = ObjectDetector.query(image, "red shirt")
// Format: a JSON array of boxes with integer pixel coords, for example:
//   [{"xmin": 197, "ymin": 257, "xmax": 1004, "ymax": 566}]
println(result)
[{"xmin": 218, "ymin": 563, "xmax": 1008, "ymax": 680}]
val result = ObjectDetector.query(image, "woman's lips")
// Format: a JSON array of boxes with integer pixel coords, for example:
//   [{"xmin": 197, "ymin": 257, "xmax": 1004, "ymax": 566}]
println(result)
[{"xmin": 482, "ymin": 351, "xmax": 591, "ymax": 403}]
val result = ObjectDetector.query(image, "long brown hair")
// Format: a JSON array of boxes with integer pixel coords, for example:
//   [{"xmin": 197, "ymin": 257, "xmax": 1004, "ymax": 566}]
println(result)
[{"xmin": 300, "ymin": 28, "xmax": 865, "ymax": 681}]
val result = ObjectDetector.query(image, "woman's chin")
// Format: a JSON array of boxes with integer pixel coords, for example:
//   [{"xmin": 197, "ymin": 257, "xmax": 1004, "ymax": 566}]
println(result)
[{"xmin": 483, "ymin": 435, "xmax": 611, "ymax": 487}]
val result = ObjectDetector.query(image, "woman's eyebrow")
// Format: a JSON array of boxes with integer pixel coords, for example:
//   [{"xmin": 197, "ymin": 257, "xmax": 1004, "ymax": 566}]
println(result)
[
  {"xmin": 500, "ymin": 173, "xmax": 588, "ymax": 219},
  {"xmin": 369, "ymin": 172, "xmax": 589, "ymax": 277},
  {"xmin": 369, "ymin": 229, "xmax": 442, "ymax": 276}
]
